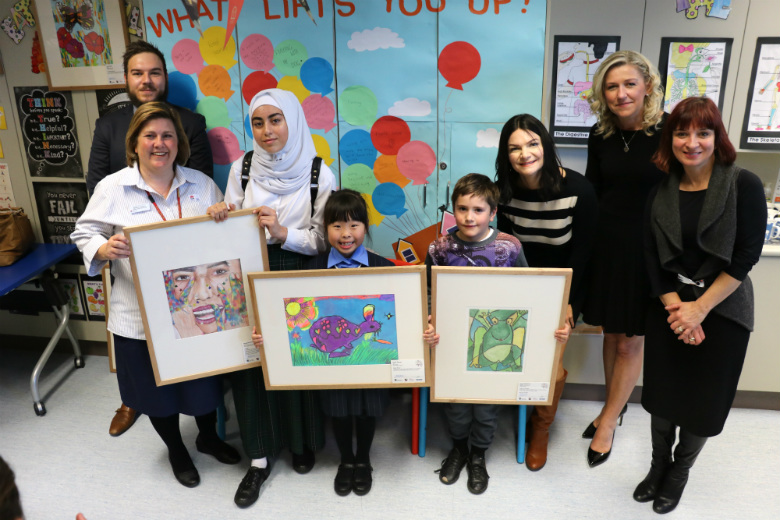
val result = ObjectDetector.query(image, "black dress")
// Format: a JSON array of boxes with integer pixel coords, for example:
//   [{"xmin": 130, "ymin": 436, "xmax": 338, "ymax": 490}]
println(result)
[
  {"xmin": 308, "ymin": 249, "xmax": 393, "ymax": 418},
  {"xmin": 582, "ymin": 116, "xmax": 667, "ymax": 335},
  {"xmin": 642, "ymin": 169, "xmax": 766, "ymax": 437}
]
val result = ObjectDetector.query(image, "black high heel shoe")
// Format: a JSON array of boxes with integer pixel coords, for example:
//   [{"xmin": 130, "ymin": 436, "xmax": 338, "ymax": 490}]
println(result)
[
  {"xmin": 582, "ymin": 404, "xmax": 628, "ymax": 439},
  {"xmin": 587, "ymin": 430, "xmax": 615, "ymax": 468}
]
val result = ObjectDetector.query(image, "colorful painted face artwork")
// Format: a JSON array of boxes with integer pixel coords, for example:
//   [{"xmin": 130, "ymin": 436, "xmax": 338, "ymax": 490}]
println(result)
[
  {"xmin": 467, "ymin": 309, "xmax": 528, "ymax": 373},
  {"xmin": 163, "ymin": 258, "xmax": 248, "ymax": 339},
  {"xmin": 284, "ymin": 294, "xmax": 398, "ymax": 367},
  {"xmin": 52, "ymin": 0, "xmax": 114, "ymax": 67}
]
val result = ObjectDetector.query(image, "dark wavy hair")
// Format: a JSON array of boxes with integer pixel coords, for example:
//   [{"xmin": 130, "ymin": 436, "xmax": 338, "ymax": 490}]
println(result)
[
  {"xmin": 323, "ymin": 189, "xmax": 371, "ymax": 240},
  {"xmin": 495, "ymin": 114, "xmax": 563, "ymax": 203},
  {"xmin": 0, "ymin": 456, "xmax": 23, "ymax": 520},
  {"xmin": 652, "ymin": 96, "xmax": 736, "ymax": 173}
]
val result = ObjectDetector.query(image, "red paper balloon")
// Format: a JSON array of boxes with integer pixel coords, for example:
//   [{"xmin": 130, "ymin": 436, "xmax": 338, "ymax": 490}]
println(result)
[
  {"xmin": 242, "ymin": 71, "xmax": 278, "ymax": 105},
  {"xmin": 438, "ymin": 41, "xmax": 481, "ymax": 90},
  {"xmin": 371, "ymin": 116, "xmax": 411, "ymax": 155}
]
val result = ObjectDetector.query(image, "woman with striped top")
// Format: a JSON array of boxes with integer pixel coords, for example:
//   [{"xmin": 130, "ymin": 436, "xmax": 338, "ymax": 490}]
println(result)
[{"xmin": 495, "ymin": 114, "xmax": 598, "ymax": 471}]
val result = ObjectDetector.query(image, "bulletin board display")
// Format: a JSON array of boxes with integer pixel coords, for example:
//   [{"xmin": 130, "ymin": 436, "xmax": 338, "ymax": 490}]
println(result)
[{"xmin": 142, "ymin": 0, "xmax": 547, "ymax": 259}]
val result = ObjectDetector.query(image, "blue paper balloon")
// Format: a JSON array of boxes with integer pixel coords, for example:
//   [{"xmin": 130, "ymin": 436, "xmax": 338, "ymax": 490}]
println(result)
[
  {"xmin": 339, "ymin": 129, "xmax": 377, "ymax": 167},
  {"xmin": 166, "ymin": 72, "xmax": 198, "ymax": 112},
  {"xmin": 372, "ymin": 182, "xmax": 407, "ymax": 217},
  {"xmin": 300, "ymin": 57, "xmax": 334, "ymax": 96}
]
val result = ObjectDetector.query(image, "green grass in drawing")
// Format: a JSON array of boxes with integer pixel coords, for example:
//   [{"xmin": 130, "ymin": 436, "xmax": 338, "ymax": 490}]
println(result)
[{"xmin": 467, "ymin": 308, "xmax": 528, "ymax": 372}]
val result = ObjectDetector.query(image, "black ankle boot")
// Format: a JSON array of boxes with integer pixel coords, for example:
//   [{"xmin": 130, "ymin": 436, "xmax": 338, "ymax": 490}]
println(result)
[
  {"xmin": 634, "ymin": 415, "xmax": 674, "ymax": 503},
  {"xmin": 653, "ymin": 428, "xmax": 707, "ymax": 514}
]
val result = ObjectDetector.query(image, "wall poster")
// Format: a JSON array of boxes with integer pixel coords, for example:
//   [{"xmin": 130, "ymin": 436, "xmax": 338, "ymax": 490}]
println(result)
[
  {"xmin": 32, "ymin": 181, "xmax": 88, "ymax": 243},
  {"xmin": 14, "ymin": 86, "xmax": 83, "ymax": 177},
  {"xmin": 740, "ymin": 37, "xmax": 780, "ymax": 150},
  {"xmin": 549, "ymin": 35, "xmax": 620, "ymax": 145}
]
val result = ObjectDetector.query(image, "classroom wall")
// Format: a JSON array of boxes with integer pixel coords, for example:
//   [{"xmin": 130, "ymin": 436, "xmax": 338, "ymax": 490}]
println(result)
[{"xmin": 1, "ymin": 0, "xmax": 778, "ymax": 393}]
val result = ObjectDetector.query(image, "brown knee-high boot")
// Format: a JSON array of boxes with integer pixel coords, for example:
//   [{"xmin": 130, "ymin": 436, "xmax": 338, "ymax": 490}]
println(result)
[{"xmin": 526, "ymin": 369, "xmax": 567, "ymax": 471}]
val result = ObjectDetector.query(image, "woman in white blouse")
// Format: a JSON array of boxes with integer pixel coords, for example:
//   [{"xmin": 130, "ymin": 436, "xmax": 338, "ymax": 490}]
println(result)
[{"xmin": 71, "ymin": 102, "xmax": 240, "ymax": 488}]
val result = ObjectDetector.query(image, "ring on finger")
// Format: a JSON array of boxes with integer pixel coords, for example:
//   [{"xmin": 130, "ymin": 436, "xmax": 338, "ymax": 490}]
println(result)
[
  {"xmin": 689, "ymin": 337, "xmax": 695, "ymax": 343},
  {"xmin": 677, "ymin": 326, "xmax": 684, "ymax": 333}
]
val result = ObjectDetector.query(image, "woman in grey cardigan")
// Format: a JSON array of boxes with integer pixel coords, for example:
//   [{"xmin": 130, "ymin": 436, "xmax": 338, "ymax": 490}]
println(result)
[{"xmin": 640, "ymin": 97, "xmax": 766, "ymax": 514}]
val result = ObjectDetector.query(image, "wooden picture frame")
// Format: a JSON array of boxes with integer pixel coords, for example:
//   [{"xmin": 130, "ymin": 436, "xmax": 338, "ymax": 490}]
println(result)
[
  {"xmin": 249, "ymin": 266, "xmax": 430, "ymax": 390},
  {"xmin": 102, "ymin": 263, "xmax": 116, "ymax": 373},
  {"xmin": 32, "ymin": 0, "xmax": 128, "ymax": 90},
  {"xmin": 430, "ymin": 267, "xmax": 571, "ymax": 405},
  {"xmin": 125, "ymin": 209, "xmax": 268, "ymax": 385}
]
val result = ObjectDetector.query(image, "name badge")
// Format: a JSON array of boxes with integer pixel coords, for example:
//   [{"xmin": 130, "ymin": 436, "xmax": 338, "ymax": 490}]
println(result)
[{"xmin": 130, "ymin": 202, "xmax": 151, "ymax": 214}]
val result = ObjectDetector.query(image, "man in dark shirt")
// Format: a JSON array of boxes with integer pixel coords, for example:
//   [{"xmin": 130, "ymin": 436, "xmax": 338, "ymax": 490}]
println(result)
[{"xmin": 87, "ymin": 41, "xmax": 213, "ymax": 436}]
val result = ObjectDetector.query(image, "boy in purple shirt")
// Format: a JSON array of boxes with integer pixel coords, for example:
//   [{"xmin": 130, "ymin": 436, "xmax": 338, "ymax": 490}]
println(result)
[{"xmin": 426, "ymin": 173, "xmax": 528, "ymax": 494}]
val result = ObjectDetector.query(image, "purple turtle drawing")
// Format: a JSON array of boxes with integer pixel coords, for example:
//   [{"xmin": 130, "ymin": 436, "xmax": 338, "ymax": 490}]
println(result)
[{"xmin": 309, "ymin": 304, "xmax": 390, "ymax": 358}]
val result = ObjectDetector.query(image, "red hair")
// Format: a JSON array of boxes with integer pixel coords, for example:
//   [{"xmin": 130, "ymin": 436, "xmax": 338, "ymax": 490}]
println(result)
[{"xmin": 652, "ymin": 97, "xmax": 736, "ymax": 172}]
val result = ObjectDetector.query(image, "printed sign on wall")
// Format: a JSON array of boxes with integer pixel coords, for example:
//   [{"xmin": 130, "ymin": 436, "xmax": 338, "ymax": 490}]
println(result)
[{"xmin": 32, "ymin": 181, "xmax": 88, "ymax": 243}]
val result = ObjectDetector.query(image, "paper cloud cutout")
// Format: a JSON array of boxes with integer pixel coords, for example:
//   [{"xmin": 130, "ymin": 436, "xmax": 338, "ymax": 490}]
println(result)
[
  {"xmin": 388, "ymin": 98, "xmax": 432, "ymax": 117},
  {"xmin": 347, "ymin": 27, "xmax": 404, "ymax": 52},
  {"xmin": 476, "ymin": 128, "xmax": 500, "ymax": 148}
]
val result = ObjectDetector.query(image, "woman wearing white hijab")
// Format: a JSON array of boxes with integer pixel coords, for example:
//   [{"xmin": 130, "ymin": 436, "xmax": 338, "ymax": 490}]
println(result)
[{"xmin": 208, "ymin": 89, "xmax": 335, "ymax": 508}]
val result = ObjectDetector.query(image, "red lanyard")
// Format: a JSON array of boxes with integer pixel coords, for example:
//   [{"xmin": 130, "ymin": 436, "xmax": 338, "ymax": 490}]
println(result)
[{"xmin": 146, "ymin": 188, "xmax": 181, "ymax": 221}]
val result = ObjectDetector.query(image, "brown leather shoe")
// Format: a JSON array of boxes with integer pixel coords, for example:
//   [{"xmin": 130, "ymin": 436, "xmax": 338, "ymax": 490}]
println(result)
[{"xmin": 109, "ymin": 404, "xmax": 137, "ymax": 436}]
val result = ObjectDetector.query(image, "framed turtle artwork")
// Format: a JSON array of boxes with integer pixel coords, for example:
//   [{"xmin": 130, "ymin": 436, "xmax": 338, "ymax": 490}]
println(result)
[
  {"xmin": 430, "ymin": 266, "xmax": 571, "ymax": 405},
  {"xmin": 248, "ymin": 266, "xmax": 430, "ymax": 390}
]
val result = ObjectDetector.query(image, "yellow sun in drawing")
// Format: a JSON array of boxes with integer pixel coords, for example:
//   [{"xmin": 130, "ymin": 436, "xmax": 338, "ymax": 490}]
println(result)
[{"xmin": 284, "ymin": 297, "xmax": 317, "ymax": 331}]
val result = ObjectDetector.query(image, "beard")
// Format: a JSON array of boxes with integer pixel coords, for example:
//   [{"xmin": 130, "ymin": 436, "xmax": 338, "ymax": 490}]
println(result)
[{"xmin": 127, "ymin": 82, "xmax": 169, "ymax": 107}]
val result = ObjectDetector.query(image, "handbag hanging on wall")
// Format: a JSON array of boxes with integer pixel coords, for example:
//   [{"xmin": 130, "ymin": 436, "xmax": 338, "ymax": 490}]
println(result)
[{"xmin": 0, "ymin": 207, "xmax": 35, "ymax": 266}]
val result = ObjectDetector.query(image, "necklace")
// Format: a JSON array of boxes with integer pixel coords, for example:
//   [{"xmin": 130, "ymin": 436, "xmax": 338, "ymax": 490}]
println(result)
[{"xmin": 619, "ymin": 129, "xmax": 638, "ymax": 152}]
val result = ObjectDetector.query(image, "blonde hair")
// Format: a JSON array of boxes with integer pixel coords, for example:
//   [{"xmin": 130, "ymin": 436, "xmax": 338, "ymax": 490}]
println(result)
[
  {"xmin": 125, "ymin": 102, "xmax": 190, "ymax": 167},
  {"xmin": 588, "ymin": 50, "xmax": 664, "ymax": 138}
]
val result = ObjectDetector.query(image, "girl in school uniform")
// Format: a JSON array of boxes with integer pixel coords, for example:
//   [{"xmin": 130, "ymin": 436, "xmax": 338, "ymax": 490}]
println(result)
[
  {"xmin": 252, "ymin": 189, "xmax": 439, "ymax": 497},
  {"xmin": 208, "ymin": 88, "xmax": 336, "ymax": 508}
]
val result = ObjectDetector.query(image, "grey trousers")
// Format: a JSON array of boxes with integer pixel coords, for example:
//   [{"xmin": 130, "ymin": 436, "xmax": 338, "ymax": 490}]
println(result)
[{"xmin": 444, "ymin": 403, "xmax": 500, "ymax": 449}]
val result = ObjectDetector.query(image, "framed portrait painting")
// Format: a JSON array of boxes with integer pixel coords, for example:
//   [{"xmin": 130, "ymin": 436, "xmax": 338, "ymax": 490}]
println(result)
[
  {"xmin": 125, "ymin": 209, "xmax": 268, "ymax": 385},
  {"xmin": 32, "ymin": 0, "xmax": 128, "ymax": 90},
  {"xmin": 249, "ymin": 266, "xmax": 430, "ymax": 390},
  {"xmin": 430, "ymin": 267, "xmax": 571, "ymax": 405}
]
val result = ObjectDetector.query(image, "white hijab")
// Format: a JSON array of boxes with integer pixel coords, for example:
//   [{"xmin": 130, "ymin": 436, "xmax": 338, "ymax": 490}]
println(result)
[{"xmin": 248, "ymin": 89, "xmax": 316, "ymax": 194}]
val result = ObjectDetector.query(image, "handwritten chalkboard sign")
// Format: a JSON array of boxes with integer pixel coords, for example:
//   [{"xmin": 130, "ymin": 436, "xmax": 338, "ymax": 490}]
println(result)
[
  {"xmin": 14, "ymin": 86, "xmax": 83, "ymax": 178},
  {"xmin": 32, "ymin": 181, "xmax": 88, "ymax": 243}
]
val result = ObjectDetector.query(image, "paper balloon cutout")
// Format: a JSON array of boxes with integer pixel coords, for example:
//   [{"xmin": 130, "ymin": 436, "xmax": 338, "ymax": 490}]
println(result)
[
  {"xmin": 371, "ymin": 116, "xmax": 411, "ymax": 155},
  {"xmin": 339, "ymin": 129, "xmax": 377, "ymax": 167},
  {"xmin": 172, "ymin": 39, "xmax": 204, "ymax": 75},
  {"xmin": 341, "ymin": 163, "xmax": 377, "ymax": 194},
  {"xmin": 240, "ymin": 33, "xmax": 274, "ymax": 71},
  {"xmin": 396, "ymin": 141, "xmax": 436, "ymax": 185},
  {"xmin": 198, "ymin": 65, "xmax": 234, "ymax": 101},
  {"xmin": 208, "ymin": 127, "xmax": 244, "ymax": 165},
  {"xmin": 277, "ymin": 75, "xmax": 310, "ymax": 103},
  {"xmin": 167, "ymin": 72, "xmax": 198, "ymax": 111},
  {"xmin": 338, "ymin": 85, "xmax": 377, "ymax": 127},
  {"xmin": 302, "ymin": 94, "xmax": 336, "ymax": 133},
  {"xmin": 196, "ymin": 96, "xmax": 231, "ymax": 130},
  {"xmin": 311, "ymin": 134, "xmax": 334, "ymax": 166},
  {"xmin": 372, "ymin": 182, "xmax": 407, "ymax": 217},
  {"xmin": 242, "ymin": 70, "xmax": 278, "ymax": 105},
  {"xmin": 273, "ymin": 39, "xmax": 307, "ymax": 77},
  {"xmin": 438, "ymin": 41, "xmax": 481, "ymax": 90},
  {"xmin": 373, "ymin": 154, "xmax": 410, "ymax": 188},
  {"xmin": 362, "ymin": 193, "xmax": 384, "ymax": 227},
  {"xmin": 200, "ymin": 26, "xmax": 238, "ymax": 69},
  {"xmin": 300, "ymin": 57, "xmax": 334, "ymax": 95}
]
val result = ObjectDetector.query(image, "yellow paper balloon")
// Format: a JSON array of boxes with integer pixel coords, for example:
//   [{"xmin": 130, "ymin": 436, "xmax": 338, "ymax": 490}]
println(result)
[
  {"xmin": 200, "ymin": 26, "xmax": 238, "ymax": 69},
  {"xmin": 361, "ymin": 193, "xmax": 384, "ymax": 227},
  {"xmin": 278, "ymin": 76, "xmax": 310, "ymax": 104},
  {"xmin": 311, "ymin": 134, "xmax": 334, "ymax": 166}
]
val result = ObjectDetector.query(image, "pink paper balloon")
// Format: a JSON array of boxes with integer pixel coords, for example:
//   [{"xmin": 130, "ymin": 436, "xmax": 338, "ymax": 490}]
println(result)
[
  {"xmin": 302, "ymin": 94, "xmax": 336, "ymax": 133},
  {"xmin": 396, "ymin": 141, "xmax": 436, "ymax": 185},
  {"xmin": 208, "ymin": 127, "xmax": 244, "ymax": 165}
]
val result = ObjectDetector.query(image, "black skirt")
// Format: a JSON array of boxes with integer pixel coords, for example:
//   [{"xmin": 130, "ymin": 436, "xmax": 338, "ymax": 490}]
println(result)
[
  {"xmin": 320, "ymin": 389, "xmax": 389, "ymax": 418},
  {"xmin": 114, "ymin": 334, "xmax": 221, "ymax": 417},
  {"xmin": 641, "ymin": 298, "xmax": 750, "ymax": 437},
  {"xmin": 582, "ymin": 215, "xmax": 650, "ymax": 336}
]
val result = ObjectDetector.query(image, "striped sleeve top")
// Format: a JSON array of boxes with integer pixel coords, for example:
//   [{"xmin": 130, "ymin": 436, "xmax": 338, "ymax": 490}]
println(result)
[{"xmin": 496, "ymin": 168, "xmax": 598, "ymax": 320}]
